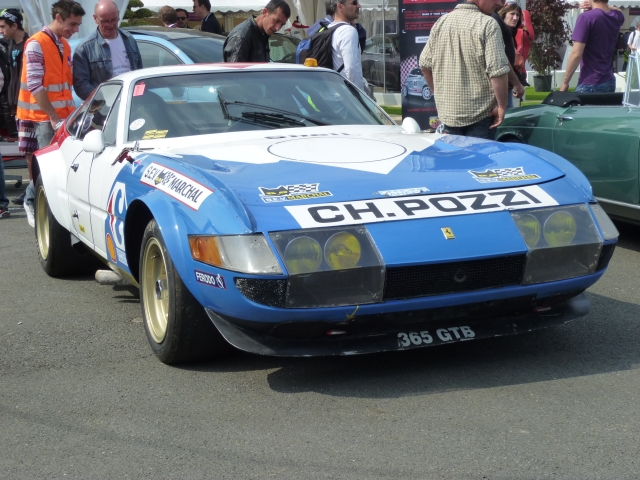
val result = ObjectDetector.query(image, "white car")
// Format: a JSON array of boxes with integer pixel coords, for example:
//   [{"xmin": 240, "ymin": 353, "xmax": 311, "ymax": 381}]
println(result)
[{"xmin": 402, "ymin": 67, "xmax": 433, "ymax": 101}]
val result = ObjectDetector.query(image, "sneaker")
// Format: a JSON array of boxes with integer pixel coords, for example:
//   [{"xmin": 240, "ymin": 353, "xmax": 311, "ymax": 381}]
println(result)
[
  {"xmin": 24, "ymin": 202, "xmax": 34, "ymax": 227},
  {"xmin": 0, "ymin": 206, "xmax": 9, "ymax": 218},
  {"xmin": 12, "ymin": 192, "xmax": 25, "ymax": 205}
]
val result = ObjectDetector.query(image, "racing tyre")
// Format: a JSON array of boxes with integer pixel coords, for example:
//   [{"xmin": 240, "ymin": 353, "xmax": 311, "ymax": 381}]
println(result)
[
  {"xmin": 402, "ymin": 85, "xmax": 408, "ymax": 98},
  {"xmin": 35, "ymin": 175, "xmax": 89, "ymax": 277},
  {"xmin": 422, "ymin": 85, "xmax": 432, "ymax": 101},
  {"xmin": 139, "ymin": 219, "xmax": 231, "ymax": 364}
]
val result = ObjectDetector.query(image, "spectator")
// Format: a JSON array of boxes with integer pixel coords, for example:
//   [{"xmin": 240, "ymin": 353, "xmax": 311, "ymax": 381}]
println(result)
[
  {"xmin": 326, "ymin": 0, "xmax": 366, "ymax": 91},
  {"xmin": 0, "ymin": 68, "xmax": 7, "ymax": 217},
  {"xmin": 419, "ymin": 0, "xmax": 510, "ymax": 139},
  {"xmin": 176, "ymin": 8, "xmax": 191, "ymax": 29},
  {"xmin": 627, "ymin": 22, "xmax": 640, "ymax": 53},
  {"xmin": 0, "ymin": 9, "xmax": 27, "ymax": 141},
  {"xmin": 193, "ymin": 0, "xmax": 222, "ymax": 35},
  {"xmin": 492, "ymin": 1, "xmax": 524, "ymax": 108},
  {"xmin": 73, "ymin": 0, "xmax": 142, "ymax": 101},
  {"xmin": 16, "ymin": 0, "xmax": 85, "ymax": 227},
  {"xmin": 159, "ymin": 6, "xmax": 178, "ymax": 28},
  {"xmin": 223, "ymin": 0, "xmax": 290, "ymax": 62},
  {"xmin": 307, "ymin": 1, "xmax": 366, "ymax": 53},
  {"xmin": 514, "ymin": 3, "xmax": 535, "ymax": 81},
  {"xmin": 498, "ymin": 0, "xmax": 532, "ymax": 91},
  {"xmin": 561, "ymin": 0, "xmax": 624, "ymax": 93}
]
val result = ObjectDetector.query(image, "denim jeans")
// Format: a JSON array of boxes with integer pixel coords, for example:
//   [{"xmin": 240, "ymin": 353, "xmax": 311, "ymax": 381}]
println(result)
[
  {"xmin": 442, "ymin": 116, "xmax": 496, "ymax": 140},
  {"xmin": 0, "ymin": 154, "xmax": 8, "ymax": 208},
  {"xmin": 25, "ymin": 122, "xmax": 56, "ymax": 205},
  {"xmin": 575, "ymin": 78, "xmax": 616, "ymax": 93}
]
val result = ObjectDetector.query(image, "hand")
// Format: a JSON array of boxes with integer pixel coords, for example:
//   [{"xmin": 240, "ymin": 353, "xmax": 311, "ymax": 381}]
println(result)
[
  {"xmin": 580, "ymin": 0, "xmax": 591, "ymax": 9},
  {"xmin": 490, "ymin": 105, "xmax": 506, "ymax": 129},
  {"xmin": 559, "ymin": 83, "xmax": 569, "ymax": 92},
  {"xmin": 513, "ymin": 83, "xmax": 525, "ymax": 99},
  {"xmin": 50, "ymin": 118, "xmax": 61, "ymax": 131}
]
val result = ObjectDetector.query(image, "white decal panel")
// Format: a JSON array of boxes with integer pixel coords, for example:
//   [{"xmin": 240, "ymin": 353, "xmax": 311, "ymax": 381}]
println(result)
[
  {"xmin": 285, "ymin": 185, "xmax": 558, "ymax": 228},
  {"xmin": 140, "ymin": 163, "xmax": 213, "ymax": 210}
]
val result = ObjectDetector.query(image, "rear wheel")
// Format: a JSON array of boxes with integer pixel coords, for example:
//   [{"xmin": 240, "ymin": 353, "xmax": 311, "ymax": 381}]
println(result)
[
  {"xmin": 422, "ymin": 85, "xmax": 432, "ymax": 101},
  {"xmin": 139, "ymin": 219, "xmax": 231, "ymax": 364},
  {"xmin": 35, "ymin": 175, "xmax": 89, "ymax": 276}
]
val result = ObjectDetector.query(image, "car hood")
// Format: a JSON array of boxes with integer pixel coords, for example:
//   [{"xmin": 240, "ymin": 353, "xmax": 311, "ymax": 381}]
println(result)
[{"xmin": 150, "ymin": 125, "xmax": 564, "ymax": 206}]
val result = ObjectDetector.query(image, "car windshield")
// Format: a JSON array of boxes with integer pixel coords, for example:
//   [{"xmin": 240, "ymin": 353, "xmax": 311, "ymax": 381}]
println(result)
[
  {"xmin": 171, "ymin": 37, "xmax": 223, "ymax": 63},
  {"xmin": 127, "ymin": 70, "xmax": 392, "ymax": 141}
]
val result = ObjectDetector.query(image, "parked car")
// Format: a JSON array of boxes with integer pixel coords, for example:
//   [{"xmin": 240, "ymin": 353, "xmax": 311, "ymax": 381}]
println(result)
[
  {"xmin": 496, "ymin": 91, "xmax": 640, "ymax": 223},
  {"xmin": 34, "ymin": 64, "xmax": 617, "ymax": 364},
  {"xmin": 361, "ymin": 34, "xmax": 400, "ymax": 91},
  {"xmin": 402, "ymin": 67, "xmax": 432, "ymax": 101}
]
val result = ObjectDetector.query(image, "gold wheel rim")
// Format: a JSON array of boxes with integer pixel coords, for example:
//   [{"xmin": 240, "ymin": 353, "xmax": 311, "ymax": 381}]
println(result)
[
  {"xmin": 36, "ymin": 185, "xmax": 50, "ymax": 260},
  {"xmin": 142, "ymin": 237, "xmax": 169, "ymax": 344}
]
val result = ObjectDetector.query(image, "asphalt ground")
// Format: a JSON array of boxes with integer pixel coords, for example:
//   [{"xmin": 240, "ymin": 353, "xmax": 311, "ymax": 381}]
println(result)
[{"xmin": 2, "ymin": 170, "xmax": 640, "ymax": 479}]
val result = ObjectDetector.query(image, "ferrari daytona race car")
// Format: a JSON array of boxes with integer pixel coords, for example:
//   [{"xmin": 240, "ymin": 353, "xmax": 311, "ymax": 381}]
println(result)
[{"xmin": 34, "ymin": 64, "xmax": 618, "ymax": 364}]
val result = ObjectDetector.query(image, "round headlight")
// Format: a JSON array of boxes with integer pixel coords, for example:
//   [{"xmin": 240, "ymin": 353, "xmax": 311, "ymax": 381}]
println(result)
[
  {"xmin": 324, "ymin": 232, "xmax": 361, "ymax": 270},
  {"xmin": 544, "ymin": 211, "xmax": 577, "ymax": 247},
  {"xmin": 515, "ymin": 213, "xmax": 541, "ymax": 248},
  {"xmin": 284, "ymin": 236, "xmax": 322, "ymax": 274}
]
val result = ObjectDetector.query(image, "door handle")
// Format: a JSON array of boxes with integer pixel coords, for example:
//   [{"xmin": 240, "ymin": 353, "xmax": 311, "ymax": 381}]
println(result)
[
  {"xmin": 556, "ymin": 115, "xmax": 574, "ymax": 121},
  {"xmin": 71, "ymin": 163, "xmax": 79, "ymax": 172}
]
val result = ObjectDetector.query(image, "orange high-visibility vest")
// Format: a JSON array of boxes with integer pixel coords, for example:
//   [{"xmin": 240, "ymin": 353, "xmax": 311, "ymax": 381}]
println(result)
[{"xmin": 16, "ymin": 30, "xmax": 75, "ymax": 122}]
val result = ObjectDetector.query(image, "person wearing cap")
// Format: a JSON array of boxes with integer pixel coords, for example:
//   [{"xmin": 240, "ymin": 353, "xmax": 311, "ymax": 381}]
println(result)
[
  {"xmin": 0, "ymin": 9, "xmax": 27, "ymax": 139},
  {"xmin": 73, "ymin": 0, "xmax": 142, "ymax": 101}
]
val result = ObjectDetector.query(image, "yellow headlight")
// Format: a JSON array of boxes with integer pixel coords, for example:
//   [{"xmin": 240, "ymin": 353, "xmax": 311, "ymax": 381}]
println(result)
[
  {"xmin": 284, "ymin": 236, "xmax": 322, "ymax": 274},
  {"xmin": 544, "ymin": 211, "xmax": 577, "ymax": 247},
  {"xmin": 324, "ymin": 232, "xmax": 361, "ymax": 270},
  {"xmin": 515, "ymin": 213, "xmax": 541, "ymax": 248}
]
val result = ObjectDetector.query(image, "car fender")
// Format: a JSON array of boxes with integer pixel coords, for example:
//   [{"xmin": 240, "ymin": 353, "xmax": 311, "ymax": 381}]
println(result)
[{"xmin": 34, "ymin": 144, "xmax": 72, "ymax": 232}]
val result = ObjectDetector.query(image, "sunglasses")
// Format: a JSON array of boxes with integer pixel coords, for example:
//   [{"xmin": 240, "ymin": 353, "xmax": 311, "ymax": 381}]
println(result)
[{"xmin": 177, "ymin": 16, "xmax": 188, "ymax": 20}]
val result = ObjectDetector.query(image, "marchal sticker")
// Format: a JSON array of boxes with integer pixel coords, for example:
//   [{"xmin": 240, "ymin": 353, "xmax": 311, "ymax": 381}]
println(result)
[
  {"xmin": 470, "ymin": 166, "xmax": 540, "ymax": 183},
  {"xmin": 259, "ymin": 183, "xmax": 332, "ymax": 203},
  {"xmin": 285, "ymin": 185, "xmax": 557, "ymax": 228},
  {"xmin": 140, "ymin": 163, "xmax": 214, "ymax": 210}
]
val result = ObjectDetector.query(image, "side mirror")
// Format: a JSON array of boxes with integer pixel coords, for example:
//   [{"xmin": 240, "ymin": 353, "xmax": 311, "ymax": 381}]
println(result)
[{"xmin": 83, "ymin": 129, "xmax": 105, "ymax": 153}]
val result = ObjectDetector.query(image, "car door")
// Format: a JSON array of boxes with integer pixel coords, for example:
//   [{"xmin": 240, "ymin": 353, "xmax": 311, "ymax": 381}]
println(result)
[
  {"xmin": 551, "ymin": 105, "xmax": 640, "ymax": 206},
  {"xmin": 137, "ymin": 40, "xmax": 184, "ymax": 68},
  {"xmin": 66, "ymin": 83, "xmax": 123, "ymax": 247}
]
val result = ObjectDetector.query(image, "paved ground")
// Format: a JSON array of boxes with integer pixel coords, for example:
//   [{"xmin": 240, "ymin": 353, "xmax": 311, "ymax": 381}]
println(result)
[{"xmin": 2, "ymin": 172, "xmax": 640, "ymax": 479}]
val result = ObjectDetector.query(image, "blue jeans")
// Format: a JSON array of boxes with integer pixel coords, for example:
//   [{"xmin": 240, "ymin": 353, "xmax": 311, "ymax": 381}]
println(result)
[
  {"xmin": 25, "ymin": 122, "xmax": 56, "ymax": 205},
  {"xmin": 0, "ymin": 153, "xmax": 8, "ymax": 208},
  {"xmin": 442, "ymin": 116, "xmax": 496, "ymax": 140},
  {"xmin": 575, "ymin": 78, "xmax": 616, "ymax": 93}
]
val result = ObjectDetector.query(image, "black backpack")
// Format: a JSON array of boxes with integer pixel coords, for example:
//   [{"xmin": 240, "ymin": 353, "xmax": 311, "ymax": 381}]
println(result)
[{"xmin": 296, "ymin": 22, "xmax": 345, "ymax": 72}]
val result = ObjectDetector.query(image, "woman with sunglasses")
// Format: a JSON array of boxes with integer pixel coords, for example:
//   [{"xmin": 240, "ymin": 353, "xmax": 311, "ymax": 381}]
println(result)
[{"xmin": 499, "ymin": 0, "xmax": 535, "ymax": 94}]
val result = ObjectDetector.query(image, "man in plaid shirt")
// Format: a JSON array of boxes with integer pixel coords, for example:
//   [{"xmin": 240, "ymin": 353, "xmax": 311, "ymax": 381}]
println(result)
[{"xmin": 419, "ymin": 0, "xmax": 510, "ymax": 139}]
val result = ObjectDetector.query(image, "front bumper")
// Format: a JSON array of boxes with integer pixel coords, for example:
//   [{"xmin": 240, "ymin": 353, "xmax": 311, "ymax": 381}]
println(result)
[{"xmin": 206, "ymin": 291, "xmax": 589, "ymax": 356}]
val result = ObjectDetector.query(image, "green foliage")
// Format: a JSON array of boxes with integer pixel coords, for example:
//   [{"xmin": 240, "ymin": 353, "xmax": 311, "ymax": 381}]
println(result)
[
  {"xmin": 527, "ymin": 0, "xmax": 575, "ymax": 76},
  {"xmin": 124, "ymin": 0, "xmax": 152, "ymax": 22},
  {"xmin": 128, "ymin": 0, "xmax": 144, "ymax": 8},
  {"xmin": 133, "ymin": 7, "xmax": 153, "ymax": 18}
]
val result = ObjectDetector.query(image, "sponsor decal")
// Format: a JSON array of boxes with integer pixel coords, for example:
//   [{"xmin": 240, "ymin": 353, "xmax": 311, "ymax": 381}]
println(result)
[
  {"xmin": 133, "ymin": 82, "xmax": 145, "ymax": 96},
  {"xmin": 142, "ymin": 129, "xmax": 168, "ymax": 140},
  {"xmin": 107, "ymin": 182, "xmax": 127, "ymax": 252},
  {"xmin": 259, "ymin": 183, "xmax": 332, "ymax": 203},
  {"xmin": 441, "ymin": 227, "xmax": 455, "ymax": 240},
  {"xmin": 397, "ymin": 326, "xmax": 475, "ymax": 349},
  {"xmin": 470, "ymin": 167, "xmax": 540, "ymax": 183},
  {"xmin": 106, "ymin": 233, "xmax": 117, "ymax": 263},
  {"xmin": 129, "ymin": 118, "xmax": 145, "ymax": 131},
  {"xmin": 140, "ymin": 163, "xmax": 214, "ymax": 210},
  {"xmin": 194, "ymin": 270, "xmax": 226, "ymax": 289},
  {"xmin": 131, "ymin": 154, "xmax": 147, "ymax": 174},
  {"xmin": 375, "ymin": 187, "xmax": 429, "ymax": 197},
  {"xmin": 116, "ymin": 248, "xmax": 128, "ymax": 267},
  {"xmin": 428, "ymin": 117, "xmax": 441, "ymax": 129},
  {"xmin": 285, "ymin": 185, "xmax": 557, "ymax": 228}
]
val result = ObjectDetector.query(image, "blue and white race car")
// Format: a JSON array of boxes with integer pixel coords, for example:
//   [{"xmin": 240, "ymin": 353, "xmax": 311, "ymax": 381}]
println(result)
[{"xmin": 34, "ymin": 64, "xmax": 618, "ymax": 364}]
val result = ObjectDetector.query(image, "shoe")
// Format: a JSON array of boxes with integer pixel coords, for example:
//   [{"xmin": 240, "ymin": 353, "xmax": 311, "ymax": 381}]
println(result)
[
  {"xmin": 24, "ymin": 202, "xmax": 34, "ymax": 227},
  {"xmin": 0, "ymin": 206, "xmax": 9, "ymax": 218},
  {"xmin": 12, "ymin": 192, "xmax": 25, "ymax": 205}
]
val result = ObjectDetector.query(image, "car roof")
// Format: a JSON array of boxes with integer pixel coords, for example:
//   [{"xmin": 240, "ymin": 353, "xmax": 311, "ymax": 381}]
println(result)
[{"xmin": 123, "ymin": 26, "xmax": 225, "ymax": 42}]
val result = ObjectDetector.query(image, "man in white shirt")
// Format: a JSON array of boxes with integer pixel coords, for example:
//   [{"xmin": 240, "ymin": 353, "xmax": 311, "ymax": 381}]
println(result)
[
  {"xmin": 328, "ymin": 0, "xmax": 365, "ymax": 91},
  {"xmin": 73, "ymin": 0, "xmax": 143, "ymax": 100},
  {"xmin": 628, "ymin": 21, "xmax": 640, "ymax": 52}
]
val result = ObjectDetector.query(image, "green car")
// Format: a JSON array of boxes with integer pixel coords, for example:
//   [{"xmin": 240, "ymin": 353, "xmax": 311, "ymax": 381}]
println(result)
[{"xmin": 496, "ymin": 91, "xmax": 640, "ymax": 223}]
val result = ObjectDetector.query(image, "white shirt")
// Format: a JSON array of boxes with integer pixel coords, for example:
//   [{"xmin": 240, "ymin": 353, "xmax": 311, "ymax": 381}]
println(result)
[
  {"xmin": 328, "ymin": 21, "xmax": 365, "ymax": 91},
  {"xmin": 105, "ymin": 34, "xmax": 131, "ymax": 77}
]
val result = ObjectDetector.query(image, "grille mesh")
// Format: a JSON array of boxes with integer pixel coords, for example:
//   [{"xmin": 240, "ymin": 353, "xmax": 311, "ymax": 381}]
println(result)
[
  {"xmin": 384, "ymin": 255, "xmax": 526, "ymax": 300},
  {"xmin": 235, "ymin": 278, "xmax": 287, "ymax": 308}
]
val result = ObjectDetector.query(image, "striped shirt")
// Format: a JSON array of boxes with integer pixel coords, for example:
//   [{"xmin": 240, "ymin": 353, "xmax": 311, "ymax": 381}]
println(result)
[
  {"xmin": 419, "ymin": 3, "xmax": 510, "ymax": 127},
  {"xmin": 24, "ymin": 27, "xmax": 64, "ymax": 96}
]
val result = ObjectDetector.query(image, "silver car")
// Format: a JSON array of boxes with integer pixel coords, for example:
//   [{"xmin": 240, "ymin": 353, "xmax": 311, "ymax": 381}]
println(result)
[{"xmin": 402, "ymin": 68, "xmax": 432, "ymax": 101}]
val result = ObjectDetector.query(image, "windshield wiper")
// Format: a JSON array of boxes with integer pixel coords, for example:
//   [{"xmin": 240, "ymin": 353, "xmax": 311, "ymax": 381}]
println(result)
[
  {"xmin": 241, "ymin": 111, "xmax": 306, "ymax": 128},
  {"xmin": 223, "ymin": 100, "xmax": 329, "ymax": 126}
]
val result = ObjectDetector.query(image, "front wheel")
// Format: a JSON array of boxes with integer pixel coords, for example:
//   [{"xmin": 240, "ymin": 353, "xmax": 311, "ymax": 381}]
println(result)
[
  {"xmin": 139, "ymin": 219, "xmax": 231, "ymax": 364},
  {"xmin": 422, "ymin": 85, "xmax": 432, "ymax": 101}
]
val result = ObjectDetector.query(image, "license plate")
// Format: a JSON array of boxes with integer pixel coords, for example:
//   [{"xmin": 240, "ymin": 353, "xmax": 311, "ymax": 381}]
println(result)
[{"xmin": 397, "ymin": 326, "xmax": 475, "ymax": 349}]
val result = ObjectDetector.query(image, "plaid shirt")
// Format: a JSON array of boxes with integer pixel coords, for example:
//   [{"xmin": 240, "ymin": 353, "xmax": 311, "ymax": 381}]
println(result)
[{"xmin": 419, "ymin": 3, "xmax": 509, "ymax": 127}]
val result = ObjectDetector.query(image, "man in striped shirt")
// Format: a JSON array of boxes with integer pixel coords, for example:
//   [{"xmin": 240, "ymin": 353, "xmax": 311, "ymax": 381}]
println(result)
[{"xmin": 17, "ymin": 0, "xmax": 85, "ymax": 226}]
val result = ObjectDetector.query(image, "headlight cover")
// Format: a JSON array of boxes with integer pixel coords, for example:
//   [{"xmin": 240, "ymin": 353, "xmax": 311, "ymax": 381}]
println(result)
[
  {"xmin": 189, "ymin": 234, "xmax": 283, "ymax": 274},
  {"xmin": 512, "ymin": 204, "xmax": 602, "ymax": 284},
  {"xmin": 589, "ymin": 203, "xmax": 619, "ymax": 241},
  {"xmin": 270, "ymin": 226, "xmax": 384, "ymax": 308}
]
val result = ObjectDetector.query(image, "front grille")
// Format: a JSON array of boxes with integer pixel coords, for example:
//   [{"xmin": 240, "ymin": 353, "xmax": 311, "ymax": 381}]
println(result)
[
  {"xmin": 384, "ymin": 255, "xmax": 526, "ymax": 300},
  {"xmin": 235, "ymin": 278, "xmax": 287, "ymax": 308}
]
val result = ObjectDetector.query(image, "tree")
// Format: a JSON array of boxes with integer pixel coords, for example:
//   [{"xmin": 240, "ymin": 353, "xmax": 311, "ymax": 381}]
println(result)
[
  {"xmin": 527, "ymin": 0, "xmax": 575, "ymax": 77},
  {"xmin": 123, "ymin": 0, "xmax": 153, "ymax": 26}
]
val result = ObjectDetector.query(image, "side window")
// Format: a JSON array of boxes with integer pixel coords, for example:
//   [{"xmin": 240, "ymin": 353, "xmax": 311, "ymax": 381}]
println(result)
[
  {"xmin": 66, "ymin": 101, "xmax": 91, "ymax": 137},
  {"xmin": 138, "ymin": 41, "xmax": 181, "ymax": 68},
  {"xmin": 77, "ymin": 83, "xmax": 123, "ymax": 141},
  {"xmin": 102, "ymin": 93, "xmax": 121, "ymax": 145}
]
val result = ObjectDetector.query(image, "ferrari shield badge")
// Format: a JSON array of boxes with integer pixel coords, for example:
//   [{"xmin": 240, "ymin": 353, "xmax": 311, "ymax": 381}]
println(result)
[{"xmin": 441, "ymin": 227, "xmax": 455, "ymax": 240}]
